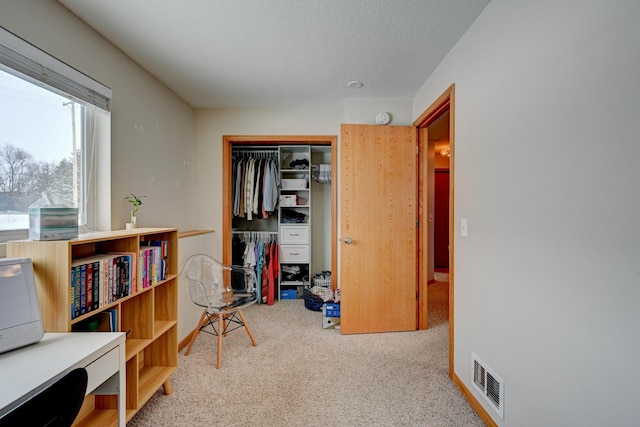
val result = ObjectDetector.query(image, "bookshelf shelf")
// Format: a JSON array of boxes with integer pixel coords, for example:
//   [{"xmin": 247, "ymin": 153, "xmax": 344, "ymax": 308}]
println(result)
[
  {"xmin": 155, "ymin": 320, "xmax": 176, "ymax": 337},
  {"xmin": 7, "ymin": 227, "xmax": 179, "ymax": 426},
  {"xmin": 73, "ymin": 406, "xmax": 118, "ymax": 427},
  {"xmin": 125, "ymin": 339, "xmax": 152, "ymax": 361}
]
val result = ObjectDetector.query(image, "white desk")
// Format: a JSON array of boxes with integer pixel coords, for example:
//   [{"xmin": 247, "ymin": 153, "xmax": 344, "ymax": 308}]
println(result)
[{"xmin": 0, "ymin": 332, "xmax": 126, "ymax": 426}]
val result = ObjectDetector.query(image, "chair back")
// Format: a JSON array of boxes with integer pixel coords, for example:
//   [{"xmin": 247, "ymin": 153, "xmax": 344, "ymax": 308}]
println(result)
[
  {"xmin": 180, "ymin": 254, "xmax": 256, "ymax": 310},
  {"xmin": 0, "ymin": 367, "xmax": 88, "ymax": 427}
]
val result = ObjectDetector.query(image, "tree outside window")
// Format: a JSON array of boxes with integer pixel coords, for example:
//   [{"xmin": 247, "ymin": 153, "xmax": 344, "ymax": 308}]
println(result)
[{"xmin": 0, "ymin": 69, "xmax": 82, "ymax": 231}]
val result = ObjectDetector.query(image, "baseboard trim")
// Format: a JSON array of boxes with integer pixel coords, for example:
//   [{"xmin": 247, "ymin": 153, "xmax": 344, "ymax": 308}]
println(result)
[
  {"xmin": 452, "ymin": 372, "xmax": 498, "ymax": 427},
  {"xmin": 178, "ymin": 331, "xmax": 196, "ymax": 352}
]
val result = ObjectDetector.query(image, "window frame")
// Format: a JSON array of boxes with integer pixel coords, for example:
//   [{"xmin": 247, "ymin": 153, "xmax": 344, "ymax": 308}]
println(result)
[{"xmin": 0, "ymin": 26, "xmax": 111, "ymax": 244}]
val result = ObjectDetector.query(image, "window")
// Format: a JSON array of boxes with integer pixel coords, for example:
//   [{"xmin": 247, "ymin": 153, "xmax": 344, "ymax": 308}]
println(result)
[{"xmin": 0, "ymin": 26, "xmax": 111, "ymax": 244}]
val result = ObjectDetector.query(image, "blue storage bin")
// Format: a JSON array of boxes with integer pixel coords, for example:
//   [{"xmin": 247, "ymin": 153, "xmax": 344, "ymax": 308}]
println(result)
[{"xmin": 280, "ymin": 289, "xmax": 297, "ymax": 299}]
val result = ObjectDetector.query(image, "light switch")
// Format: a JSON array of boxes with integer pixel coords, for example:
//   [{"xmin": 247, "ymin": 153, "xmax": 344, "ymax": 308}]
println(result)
[{"xmin": 460, "ymin": 218, "xmax": 468, "ymax": 237}]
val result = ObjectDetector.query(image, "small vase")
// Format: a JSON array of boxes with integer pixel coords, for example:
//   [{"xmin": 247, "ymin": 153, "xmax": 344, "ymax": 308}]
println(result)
[{"xmin": 126, "ymin": 216, "xmax": 138, "ymax": 229}]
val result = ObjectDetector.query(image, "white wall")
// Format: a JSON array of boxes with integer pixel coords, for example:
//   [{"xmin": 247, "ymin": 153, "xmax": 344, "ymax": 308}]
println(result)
[
  {"xmin": 178, "ymin": 233, "xmax": 217, "ymax": 341},
  {"xmin": 345, "ymin": 98, "xmax": 413, "ymax": 126},
  {"xmin": 413, "ymin": 1, "xmax": 640, "ymax": 425},
  {"xmin": 0, "ymin": 1, "xmax": 196, "ymax": 232},
  {"xmin": 2, "ymin": 1, "xmax": 199, "ymax": 343}
]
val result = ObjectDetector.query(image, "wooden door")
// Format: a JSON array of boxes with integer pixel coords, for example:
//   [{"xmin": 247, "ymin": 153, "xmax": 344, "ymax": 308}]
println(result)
[
  {"xmin": 434, "ymin": 169, "xmax": 450, "ymax": 268},
  {"xmin": 339, "ymin": 124, "xmax": 418, "ymax": 334}
]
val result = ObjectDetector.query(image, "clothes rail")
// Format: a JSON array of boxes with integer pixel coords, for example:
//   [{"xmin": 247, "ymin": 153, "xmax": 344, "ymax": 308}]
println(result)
[
  {"xmin": 232, "ymin": 230, "xmax": 278, "ymax": 243},
  {"xmin": 233, "ymin": 147, "xmax": 277, "ymax": 153},
  {"xmin": 232, "ymin": 149, "xmax": 277, "ymax": 158},
  {"xmin": 232, "ymin": 145, "xmax": 278, "ymax": 149}
]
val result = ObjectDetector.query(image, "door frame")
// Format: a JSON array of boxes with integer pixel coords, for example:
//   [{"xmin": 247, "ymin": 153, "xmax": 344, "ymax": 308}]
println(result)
[
  {"xmin": 221, "ymin": 135, "xmax": 337, "ymax": 288},
  {"xmin": 414, "ymin": 84, "xmax": 455, "ymax": 376}
]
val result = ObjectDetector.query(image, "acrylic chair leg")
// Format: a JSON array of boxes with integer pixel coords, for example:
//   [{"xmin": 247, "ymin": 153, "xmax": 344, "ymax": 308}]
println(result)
[
  {"xmin": 237, "ymin": 308, "xmax": 258, "ymax": 346},
  {"xmin": 216, "ymin": 312, "xmax": 224, "ymax": 369},
  {"xmin": 186, "ymin": 309, "xmax": 208, "ymax": 356}
]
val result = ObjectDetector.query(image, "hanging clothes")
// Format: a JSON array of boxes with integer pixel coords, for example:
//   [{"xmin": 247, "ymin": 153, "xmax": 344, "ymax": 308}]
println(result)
[
  {"xmin": 232, "ymin": 232, "xmax": 279, "ymax": 305},
  {"xmin": 231, "ymin": 149, "xmax": 280, "ymax": 306},
  {"xmin": 232, "ymin": 151, "xmax": 279, "ymax": 220}
]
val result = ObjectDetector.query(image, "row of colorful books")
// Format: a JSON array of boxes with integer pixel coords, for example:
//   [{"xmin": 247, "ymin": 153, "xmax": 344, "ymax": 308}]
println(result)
[
  {"xmin": 70, "ymin": 240, "xmax": 169, "ymax": 319},
  {"xmin": 139, "ymin": 240, "xmax": 169, "ymax": 289}
]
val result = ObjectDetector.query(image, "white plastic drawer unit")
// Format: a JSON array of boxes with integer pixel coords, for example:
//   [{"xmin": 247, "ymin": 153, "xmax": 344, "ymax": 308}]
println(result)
[
  {"xmin": 280, "ymin": 225, "xmax": 309, "ymax": 245},
  {"xmin": 279, "ymin": 245, "xmax": 309, "ymax": 263}
]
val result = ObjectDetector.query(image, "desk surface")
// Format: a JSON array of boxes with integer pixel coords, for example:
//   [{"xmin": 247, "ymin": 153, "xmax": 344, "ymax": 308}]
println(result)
[{"xmin": 0, "ymin": 332, "xmax": 125, "ymax": 417}]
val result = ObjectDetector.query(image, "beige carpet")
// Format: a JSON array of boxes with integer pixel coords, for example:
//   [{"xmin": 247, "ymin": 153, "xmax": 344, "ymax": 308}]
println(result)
[{"xmin": 128, "ymin": 281, "xmax": 483, "ymax": 427}]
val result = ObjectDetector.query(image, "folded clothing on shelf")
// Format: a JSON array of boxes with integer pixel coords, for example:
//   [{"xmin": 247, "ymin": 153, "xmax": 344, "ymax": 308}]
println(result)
[
  {"xmin": 289, "ymin": 158, "xmax": 309, "ymax": 169},
  {"xmin": 282, "ymin": 264, "xmax": 308, "ymax": 281},
  {"xmin": 281, "ymin": 208, "xmax": 307, "ymax": 223}
]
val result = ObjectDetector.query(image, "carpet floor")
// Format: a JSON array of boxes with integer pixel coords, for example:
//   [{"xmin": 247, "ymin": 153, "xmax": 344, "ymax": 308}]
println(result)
[{"xmin": 128, "ymin": 280, "xmax": 483, "ymax": 426}]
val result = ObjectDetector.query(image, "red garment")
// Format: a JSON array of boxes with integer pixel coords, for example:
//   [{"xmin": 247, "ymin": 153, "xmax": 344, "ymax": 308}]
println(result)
[
  {"xmin": 262, "ymin": 243, "xmax": 269, "ymax": 304},
  {"xmin": 273, "ymin": 243, "xmax": 279, "ymax": 283},
  {"xmin": 267, "ymin": 243, "xmax": 275, "ymax": 305}
]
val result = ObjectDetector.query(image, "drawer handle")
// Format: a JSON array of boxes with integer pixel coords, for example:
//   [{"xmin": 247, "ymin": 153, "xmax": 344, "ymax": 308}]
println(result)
[
  {"xmin": 290, "ymin": 233, "xmax": 299, "ymax": 236},
  {"xmin": 290, "ymin": 252, "xmax": 300, "ymax": 256}
]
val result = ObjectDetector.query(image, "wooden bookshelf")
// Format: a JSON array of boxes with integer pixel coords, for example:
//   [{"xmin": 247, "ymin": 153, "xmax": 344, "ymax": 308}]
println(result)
[{"xmin": 7, "ymin": 227, "xmax": 178, "ymax": 426}]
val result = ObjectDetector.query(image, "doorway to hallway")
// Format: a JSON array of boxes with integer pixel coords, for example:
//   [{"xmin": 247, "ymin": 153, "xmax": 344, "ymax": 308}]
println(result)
[{"xmin": 415, "ymin": 83, "xmax": 455, "ymax": 376}]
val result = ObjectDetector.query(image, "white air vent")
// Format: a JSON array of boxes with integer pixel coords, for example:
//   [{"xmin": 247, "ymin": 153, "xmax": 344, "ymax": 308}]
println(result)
[{"xmin": 472, "ymin": 353, "xmax": 504, "ymax": 419}]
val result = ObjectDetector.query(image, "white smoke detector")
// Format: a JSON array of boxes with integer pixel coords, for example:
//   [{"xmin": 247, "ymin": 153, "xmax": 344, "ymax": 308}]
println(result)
[{"xmin": 376, "ymin": 112, "xmax": 391, "ymax": 125}]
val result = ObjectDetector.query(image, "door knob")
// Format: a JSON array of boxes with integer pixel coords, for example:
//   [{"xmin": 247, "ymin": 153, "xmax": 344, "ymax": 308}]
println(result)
[{"xmin": 344, "ymin": 236, "xmax": 353, "ymax": 244}]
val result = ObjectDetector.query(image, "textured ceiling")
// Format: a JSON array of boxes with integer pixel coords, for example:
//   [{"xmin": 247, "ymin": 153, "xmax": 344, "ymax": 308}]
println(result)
[{"xmin": 58, "ymin": 0, "xmax": 489, "ymax": 108}]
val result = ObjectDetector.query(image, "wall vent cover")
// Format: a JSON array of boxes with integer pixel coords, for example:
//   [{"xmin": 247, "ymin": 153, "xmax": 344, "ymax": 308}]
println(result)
[{"xmin": 472, "ymin": 353, "xmax": 504, "ymax": 419}]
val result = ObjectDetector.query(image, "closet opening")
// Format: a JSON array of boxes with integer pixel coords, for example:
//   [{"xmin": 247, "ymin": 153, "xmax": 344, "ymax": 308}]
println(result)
[{"xmin": 222, "ymin": 136, "xmax": 337, "ymax": 305}]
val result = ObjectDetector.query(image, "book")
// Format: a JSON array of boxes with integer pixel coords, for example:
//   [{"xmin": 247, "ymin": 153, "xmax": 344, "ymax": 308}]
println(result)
[
  {"xmin": 99, "ymin": 256, "xmax": 110, "ymax": 307},
  {"xmin": 86, "ymin": 262, "xmax": 93, "ymax": 313},
  {"xmin": 95, "ymin": 311, "xmax": 113, "ymax": 332},
  {"xmin": 106, "ymin": 308, "xmax": 117, "ymax": 332},
  {"xmin": 79, "ymin": 263, "xmax": 87, "ymax": 315},
  {"xmin": 108, "ymin": 252, "xmax": 135, "ymax": 298},
  {"xmin": 140, "ymin": 240, "xmax": 169, "ymax": 282},
  {"xmin": 92, "ymin": 260, "xmax": 100, "ymax": 310},
  {"xmin": 70, "ymin": 266, "xmax": 77, "ymax": 319},
  {"xmin": 139, "ymin": 247, "xmax": 155, "ymax": 288},
  {"xmin": 109, "ymin": 256, "xmax": 118, "ymax": 302}
]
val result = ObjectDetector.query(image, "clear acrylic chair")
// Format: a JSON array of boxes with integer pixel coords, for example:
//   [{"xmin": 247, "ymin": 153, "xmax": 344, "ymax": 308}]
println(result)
[{"xmin": 180, "ymin": 254, "xmax": 258, "ymax": 369}]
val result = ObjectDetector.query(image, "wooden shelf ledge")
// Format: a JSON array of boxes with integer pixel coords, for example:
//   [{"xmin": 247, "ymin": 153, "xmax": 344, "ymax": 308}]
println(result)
[{"xmin": 178, "ymin": 229, "xmax": 214, "ymax": 239}]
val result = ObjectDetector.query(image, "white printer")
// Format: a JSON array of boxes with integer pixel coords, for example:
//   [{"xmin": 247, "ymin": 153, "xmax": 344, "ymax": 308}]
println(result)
[{"xmin": 0, "ymin": 258, "xmax": 44, "ymax": 353}]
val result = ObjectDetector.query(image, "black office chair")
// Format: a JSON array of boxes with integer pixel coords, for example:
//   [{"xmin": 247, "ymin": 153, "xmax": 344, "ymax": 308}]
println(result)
[{"xmin": 0, "ymin": 367, "xmax": 88, "ymax": 427}]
